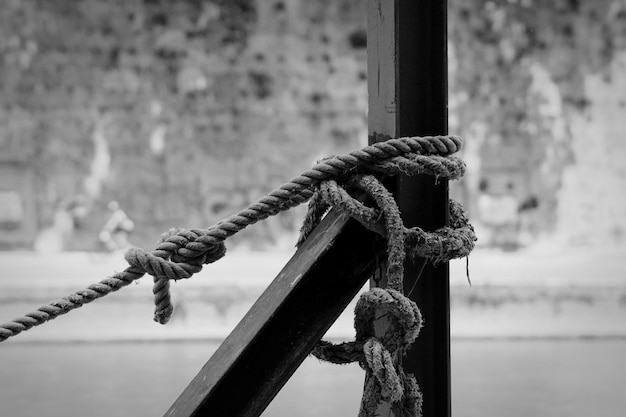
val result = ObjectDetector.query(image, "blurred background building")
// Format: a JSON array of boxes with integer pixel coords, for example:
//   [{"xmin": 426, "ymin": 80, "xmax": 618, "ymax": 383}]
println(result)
[
  {"xmin": 0, "ymin": 0, "xmax": 625, "ymax": 252},
  {"xmin": 2, "ymin": 3, "xmax": 626, "ymax": 416}
]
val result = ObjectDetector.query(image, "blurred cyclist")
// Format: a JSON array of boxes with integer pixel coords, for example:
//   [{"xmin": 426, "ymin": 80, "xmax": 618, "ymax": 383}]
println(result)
[{"xmin": 99, "ymin": 201, "xmax": 134, "ymax": 251}]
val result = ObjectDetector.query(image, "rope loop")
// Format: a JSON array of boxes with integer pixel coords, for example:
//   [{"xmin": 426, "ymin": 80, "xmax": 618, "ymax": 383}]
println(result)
[
  {"xmin": 405, "ymin": 199, "xmax": 476, "ymax": 264},
  {"xmin": 312, "ymin": 287, "xmax": 423, "ymax": 416},
  {"xmin": 311, "ymin": 288, "xmax": 423, "ymax": 368},
  {"xmin": 0, "ymin": 134, "xmax": 474, "ymax": 365},
  {"xmin": 355, "ymin": 288, "xmax": 423, "ymax": 353},
  {"xmin": 301, "ymin": 139, "xmax": 475, "ymax": 417}
]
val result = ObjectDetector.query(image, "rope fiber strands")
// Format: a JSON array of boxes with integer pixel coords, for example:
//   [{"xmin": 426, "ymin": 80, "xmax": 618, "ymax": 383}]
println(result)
[
  {"xmin": 0, "ymin": 135, "xmax": 468, "ymax": 342},
  {"xmin": 0, "ymin": 136, "xmax": 475, "ymax": 402},
  {"xmin": 300, "ymin": 152, "xmax": 475, "ymax": 417},
  {"xmin": 0, "ymin": 134, "xmax": 476, "ymax": 417}
]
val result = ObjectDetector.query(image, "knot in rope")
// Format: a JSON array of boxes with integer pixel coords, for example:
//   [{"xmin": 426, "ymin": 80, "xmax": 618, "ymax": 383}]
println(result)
[
  {"xmin": 313, "ymin": 288, "xmax": 422, "ymax": 417},
  {"xmin": 300, "ymin": 138, "xmax": 475, "ymax": 416},
  {"xmin": 124, "ymin": 228, "xmax": 226, "ymax": 323},
  {"xmin": 0, "ymin": 135, "xmax": 474, "ymax": 350},
  {"xmin": 359, "ymin": 288, "xmax": 422, "ymax": 406},
  {"xmin": 355, "ymin": 288, "xmax": 422, "ymax": 355}
]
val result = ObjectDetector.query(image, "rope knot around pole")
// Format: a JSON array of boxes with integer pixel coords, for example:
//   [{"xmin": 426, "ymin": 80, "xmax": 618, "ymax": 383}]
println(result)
[
  {"xmin": 297, "ymin": 139, "xmax": 475, "ymax": 416},
  {"xmin": 312, "ymin": 288, "xmax": 423, "ymax": 417},
  {"xmin": 0, "ymin": 134, "xmax": 476, "ymax": 417},
  {"xmin": 358, "ymin": 288, "xmax": 422, "ymax": 410},
  {"xmin": 0, "ymin": 135, "xmax": 475, "ymax": 364}
]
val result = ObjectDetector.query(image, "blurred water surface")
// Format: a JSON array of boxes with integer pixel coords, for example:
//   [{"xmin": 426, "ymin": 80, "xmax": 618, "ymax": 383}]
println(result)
[{"xmin": 1, "ymin": 339, "xmax": 625, "ymax": 417}]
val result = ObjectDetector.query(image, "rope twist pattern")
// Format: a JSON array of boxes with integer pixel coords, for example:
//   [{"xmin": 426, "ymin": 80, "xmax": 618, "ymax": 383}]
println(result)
[
  {"xmin": 0, "ymin": 134, "xmax": 466, "ymax": 341},
  {"xmin": 313, "ymin": 288, "xmax": 423, "ymax": 414},
  {"xmin": 301, "ymin": 137, "xmax": 476, "ymax": 416},
  {"xmin": 0, "ymin": 134, "xmax": 477, "ymax": 417},
  {"xmin": 0, "ymin": 133, "xmax": 475, "ymax": 417}
]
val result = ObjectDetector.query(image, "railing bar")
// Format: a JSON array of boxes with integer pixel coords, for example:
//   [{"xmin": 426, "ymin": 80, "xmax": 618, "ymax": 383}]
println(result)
[{"xmin": 164, "ymin": 209, "xmax": 384, "ymax": 417}]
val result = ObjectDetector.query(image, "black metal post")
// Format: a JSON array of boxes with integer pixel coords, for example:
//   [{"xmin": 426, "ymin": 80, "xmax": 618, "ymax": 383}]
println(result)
[
  {"xmin": 397, "ymin": 1, "xmax": 450, "ymax": 417},
  {"xmin": 368, "ymin": 1, "xmax": 450, "ymax": 416}
]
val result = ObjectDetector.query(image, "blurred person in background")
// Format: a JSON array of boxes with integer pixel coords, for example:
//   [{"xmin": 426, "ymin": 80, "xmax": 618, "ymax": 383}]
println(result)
[{"xmin": 99, "ymin": 200, "xmax": 134, "ymax": 252}]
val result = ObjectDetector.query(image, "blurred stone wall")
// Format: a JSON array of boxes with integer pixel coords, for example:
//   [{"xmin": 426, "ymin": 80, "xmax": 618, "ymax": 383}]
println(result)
[
  {"xmin": 1, "ymin": 0, "xmax": 625, "ymax": 251},
  {"xmin": 449, "ymin": 0, "xmax": 626, "ymax": 247},
  {"xmin": 0, "ymin": 0, "xmax": 368, "ymax": 250},
  {"xmin": 555, "ymin": 50, "xmax": 626, "ymax": 246}
]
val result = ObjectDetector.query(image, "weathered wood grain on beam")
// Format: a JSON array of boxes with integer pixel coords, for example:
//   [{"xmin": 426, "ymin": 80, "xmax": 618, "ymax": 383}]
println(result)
[{"xmin": 164, "ymin": 209, "xmax": 383, "ymax": 417}]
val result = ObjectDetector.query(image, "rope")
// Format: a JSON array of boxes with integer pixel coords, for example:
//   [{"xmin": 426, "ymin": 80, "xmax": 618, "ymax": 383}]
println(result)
[
  {"xmin": 0, "ymin": 135, "xmax": 467, "ymax": 342},
  {"xmin": 312, "ymin": 288, "xmax": 423, "ymax": 417},
  {"xmin": 0, "ymin": 134, "xmax": 477, "ymax": 417},
  {"xmin": 303, "ymin": 149, "xmax": 476, "ymax": 417}
]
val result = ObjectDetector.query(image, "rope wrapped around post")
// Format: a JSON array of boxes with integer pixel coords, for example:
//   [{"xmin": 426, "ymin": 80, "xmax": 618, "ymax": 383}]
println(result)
[
  {"xmin": 300, "ymin": 151, "xmax": 475, "ymax": 416},
  {"xmin": 0, "ymin": 135, "xmax": 474, "ymax": 367}
]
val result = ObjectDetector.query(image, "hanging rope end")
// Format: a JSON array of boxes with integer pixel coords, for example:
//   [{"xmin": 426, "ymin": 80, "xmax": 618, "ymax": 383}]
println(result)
[{"xmin": 154, "ymin": 306, "xmax": 173, "ymax": 325}]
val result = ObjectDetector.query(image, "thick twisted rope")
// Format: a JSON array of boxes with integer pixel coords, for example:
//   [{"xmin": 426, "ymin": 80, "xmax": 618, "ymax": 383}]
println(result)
[
  {"xmin": 313, "ymin": 288, "xmax": 424, "ymax": 417},
  {"xmin": 0, "ymin": 134, "xmax": 467, "ymax": 343},
  {"xmin": 303, "ymin": 154, "xmax": 476, "ymax": 416}
]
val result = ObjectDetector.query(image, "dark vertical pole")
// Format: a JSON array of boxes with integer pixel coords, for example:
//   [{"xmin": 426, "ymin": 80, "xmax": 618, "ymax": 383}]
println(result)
[
  {"xmin": 397, "ymin": 2, "xmax": 450, "ymax": 417},
  {"xmin": 368, "ymin": 1, "xmax": 450, "ymax": 416}
]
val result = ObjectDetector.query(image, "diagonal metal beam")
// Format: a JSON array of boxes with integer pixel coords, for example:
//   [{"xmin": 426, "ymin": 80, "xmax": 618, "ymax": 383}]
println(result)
[{"xmin": 164, "ymin": 209, "xmax": 384, "ymax": 417}]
